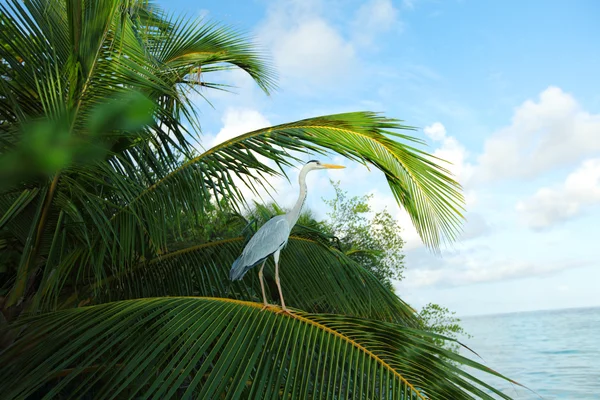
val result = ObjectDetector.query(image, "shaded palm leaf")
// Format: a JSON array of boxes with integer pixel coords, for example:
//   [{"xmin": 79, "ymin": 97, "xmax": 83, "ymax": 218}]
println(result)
[
  {"xmin": 85, "ymin": 236, "xmax": 418, "ymax": 326},
  {"xmin": 0, "ymin": 297, "xmax": 516, "ymax": 399},
  {"xmin": 0, "ymin": 0, "xmax": 276, "ymax": 305}
]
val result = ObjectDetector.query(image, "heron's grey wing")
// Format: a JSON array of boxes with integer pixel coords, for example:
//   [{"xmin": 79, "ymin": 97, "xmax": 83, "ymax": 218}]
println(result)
[{"xmin": 229, "ymin": 216, "xmax": 290, "ymax": 281}]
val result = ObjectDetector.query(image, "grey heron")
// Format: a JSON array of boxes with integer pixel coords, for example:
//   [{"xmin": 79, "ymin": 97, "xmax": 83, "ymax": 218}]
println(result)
[{"xmin": 229, "ymin": 160, "xmax": 345, "ymax": 312}]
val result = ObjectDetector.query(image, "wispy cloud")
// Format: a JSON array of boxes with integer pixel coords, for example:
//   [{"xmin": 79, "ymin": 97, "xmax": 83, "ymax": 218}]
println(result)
[
  {"xmin": 398, "ymin": 255, "xmax": 589, "ymax": 289},
  {"xmin": 517, "ymin": 158, "xmax": 600, "ymax": 229},
  {"xmin": 208, "ymin": 108, "xmax": 271, "ymax": 148},
  {"xmin": 352, "ymin": 0, "xmax": 401, "ymax": 46}
]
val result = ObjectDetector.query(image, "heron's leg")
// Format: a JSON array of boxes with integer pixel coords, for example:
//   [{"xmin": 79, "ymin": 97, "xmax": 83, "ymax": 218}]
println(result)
[
  {"xmin": 258, "ymin": 260, "xmax": 269, "ymax": 309},
  {"xmin": 273, "ymin": 251, "xmax": 288, "ymax": 312}
]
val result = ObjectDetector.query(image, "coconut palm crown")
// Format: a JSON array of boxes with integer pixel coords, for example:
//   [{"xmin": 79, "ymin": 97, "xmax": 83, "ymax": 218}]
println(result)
[{"xmin": 0, "ymin": 1, "xmax": 518, "ymax": 398}]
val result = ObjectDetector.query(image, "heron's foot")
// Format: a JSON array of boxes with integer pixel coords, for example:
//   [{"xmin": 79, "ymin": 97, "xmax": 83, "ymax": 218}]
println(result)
[
  {"xmin": 260, "ymin": 303, "xmax": 272, "ymax": 312},
  {"xmin": 276, "ymin": 307, "xmax": 294, "ymax": 316}
]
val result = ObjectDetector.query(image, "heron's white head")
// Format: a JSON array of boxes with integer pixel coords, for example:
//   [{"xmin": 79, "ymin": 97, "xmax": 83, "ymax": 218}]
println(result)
[{"xmin": 304, "ymin": 160, "xmax": 346, "ymax": 172}]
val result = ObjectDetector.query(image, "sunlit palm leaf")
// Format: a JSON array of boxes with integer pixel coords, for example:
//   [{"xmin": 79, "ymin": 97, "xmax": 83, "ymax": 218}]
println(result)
[
  {"xmin": 121, "ymin": 113, "xmax": 464, "ymax": 253},
  {"xmin": 0, "ymin": 297, "xmax": 515, "ymax": 399},
  {"xmin": 148, "ymin": 13, "xmax": 276, "ymax": 95}
]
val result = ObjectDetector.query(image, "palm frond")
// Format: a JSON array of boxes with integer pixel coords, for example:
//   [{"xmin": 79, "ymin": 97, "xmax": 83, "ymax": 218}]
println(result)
[
  {"xmin": 0, "ymin": 0, "xmax": 277, "ymax": 306},
  {"xmin": 0, "ymin": 188, "xmax": 39, "ymax": 230},
  {"xmin": 148, "ymin": 13, "xmax": 276, "ymax": 95},
  {"xmin": 0, "ymin": 297, "xmax": 516, "ymax": 399},
  {"xmin": 120, "ymin": 113, "xmax": 464, "ymax": 252},
  {"xmin": 83, "ymin": 236, "xmax": 418, "ymax": 326},
  {"xmin": 0, "ymin": 2, "xmax": 516, "ymax": 397}
]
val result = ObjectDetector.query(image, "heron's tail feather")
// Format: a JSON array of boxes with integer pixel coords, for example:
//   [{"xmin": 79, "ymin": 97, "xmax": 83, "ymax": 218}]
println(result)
[
  {"xmin": 229, "ymin": 256, "xmax": 245, "ymax": 281},
  {"xmin": 230, "ymin": 255, "xmax": 261, "ymax": 281}
]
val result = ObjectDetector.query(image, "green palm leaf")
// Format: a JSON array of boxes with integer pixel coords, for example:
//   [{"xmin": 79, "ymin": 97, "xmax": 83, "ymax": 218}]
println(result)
[
  {"xmin": 148, "ymin": 13, "xmax": 276, "ymax": 95},
  {"xmin": 0, "ymin": 297, "xmax": 515, "ymax": 399},
  {"xmin": 121, "ymin": 113, "xmax": 464, "ymax": 253},
  {"xmin": 0, "ymin": 0, "xmax": 276, "ymax": 305},
  {"xmin": 85, "ymin": 236, "xmax": 418, "ymax": 325}
]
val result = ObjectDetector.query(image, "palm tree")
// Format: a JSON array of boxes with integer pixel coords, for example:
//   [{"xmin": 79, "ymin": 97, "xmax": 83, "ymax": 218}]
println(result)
[{"xmin": 0, "ymin": 1, "xmax": 517, "ymax": 398}]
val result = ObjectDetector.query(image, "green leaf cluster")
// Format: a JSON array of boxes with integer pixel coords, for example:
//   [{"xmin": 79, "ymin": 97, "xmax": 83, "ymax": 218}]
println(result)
[
  {"xmin": 322, "ymin": 181, "xmax": 406, "ymax": 290},
  {"xmin": 0, "ymin": 1, "xmax": 519, "ymax": 398},
  {"xmin": 418, "ymin": 303, "xmax": 472, "ymax": 355}
]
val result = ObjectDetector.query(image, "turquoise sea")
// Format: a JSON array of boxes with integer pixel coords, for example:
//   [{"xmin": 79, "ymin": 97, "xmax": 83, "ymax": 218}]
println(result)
[{"xmin": 460, "ymin": 306, "xmax": 600, "ymax": 399}]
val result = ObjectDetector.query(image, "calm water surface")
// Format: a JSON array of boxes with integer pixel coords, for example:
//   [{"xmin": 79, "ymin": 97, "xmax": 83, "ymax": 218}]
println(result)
[{"xmin": 460, "ymin": 306, "xmax": 600, "ymax": 399}]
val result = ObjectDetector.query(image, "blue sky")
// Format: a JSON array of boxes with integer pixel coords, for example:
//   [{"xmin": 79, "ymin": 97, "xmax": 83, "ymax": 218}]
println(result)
[{"xmin": 158, "ymin": 0, "xmax": 600, "ymax": 316}]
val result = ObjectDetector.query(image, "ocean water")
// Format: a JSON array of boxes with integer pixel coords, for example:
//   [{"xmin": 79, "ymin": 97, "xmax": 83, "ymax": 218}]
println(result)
[{"xmin": 460, "ymin": 306, "xmax": 600, "ymax": 399}]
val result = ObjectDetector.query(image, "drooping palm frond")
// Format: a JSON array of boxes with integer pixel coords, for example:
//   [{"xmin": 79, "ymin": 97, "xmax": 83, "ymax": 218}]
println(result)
[
  {"xmin": 118, "ymin": 113, "xmax": 465, "ymax": 254},
  {"xmin": 81, "ymin": 236, "xmax": 418, "ymax": 326},
  {"xmin": 0, "ymin": 189, "xmax": 40, "ymax": 231},
  {"xmin": 0, "ymin": 297, "xmax": 516, "ymax": 399},
  {"xmin": 1, "ymin": 0, "xmax": 463, "ymax": 306},
  {"xmin": 146, "ymin": 13, "xmax": 276, "ymax": 94}
]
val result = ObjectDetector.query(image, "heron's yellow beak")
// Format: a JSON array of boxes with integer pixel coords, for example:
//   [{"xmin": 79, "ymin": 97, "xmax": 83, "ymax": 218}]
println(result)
[{"xmin": 321, "ymin": 163, "xmax": 346, "ymax": 169}]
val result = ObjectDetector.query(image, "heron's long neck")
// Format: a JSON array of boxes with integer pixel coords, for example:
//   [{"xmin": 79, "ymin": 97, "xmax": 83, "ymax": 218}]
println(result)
[{"xmin": 286, "ymin": 167, "xmax": 309, "ymax": 227}]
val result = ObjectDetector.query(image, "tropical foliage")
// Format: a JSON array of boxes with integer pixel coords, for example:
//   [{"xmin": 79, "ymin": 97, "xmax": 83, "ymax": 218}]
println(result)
[
  {"xmin": 0, "ymin": 0, "xmax": 516, "ymax": 398},
  {"xmin": 319, "ymin": 184, "xmax": 470, "ymax": 349},
  {"xmin": 322, "ymin": 181, "xmax": 406, "ymax": 290},
  {"xmin": 238, "ymin": 190, "xmax": 469, "ymax": 352},
  {"xmin": 419, "ymin": 302, "xmax": 472, "ymax": 354}
]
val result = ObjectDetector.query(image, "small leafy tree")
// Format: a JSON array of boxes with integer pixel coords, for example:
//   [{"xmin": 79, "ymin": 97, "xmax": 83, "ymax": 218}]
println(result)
[
  {"xmin": 323, "ymin": 181, "xmax": 405, "ymax": 290},
  {"xmin": 165, "ymin": 199, "xmax": 247, "ymax": 250},
  {"xmin": 419, "ymin": 303, "xmax": 472, "ymax": 354},
  {"xmin": 320, "ymin": 182, "xmax": 469, "ymax": 348}
]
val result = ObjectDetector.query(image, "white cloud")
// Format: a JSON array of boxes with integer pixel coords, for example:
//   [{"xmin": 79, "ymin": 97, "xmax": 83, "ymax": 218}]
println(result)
[
  {"xmin": 257, "ymin": 1, "xmax": 356, "ymax": 86},
  {"xmin": 209, "ymin": 108, "xmax": 271, "ymax": 148},
  {"xmin": 352, "ymin": 0, "xmax": 400, "ymax": 45},
  {"xmin": 195, "ymin": 68, "xmax": 270, "ymax": 114},
  {"xmin": 516, "ymin": 158, "xmax": 600, "ymax": 229},
  {"xmin": 423, "ymin": 122, "xmax": 446, "ymax": 141},
  {"xmin": 476, "ymin": 86, "xmax": 600, "ymax": 182},
  {"xmin": 459, "ymin": 212, "xmax": 490, "ymax": 240},
  {"xmin": 435, "ymin": 139, "xmax": 473, "ymax": 186},
  {"xmin": 423, "ymin": 122, "xmax": 474, "ymax": 186},
  {"xmin": 254, "ymin": 0, "xmax": 408, "ymax": 90}
]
